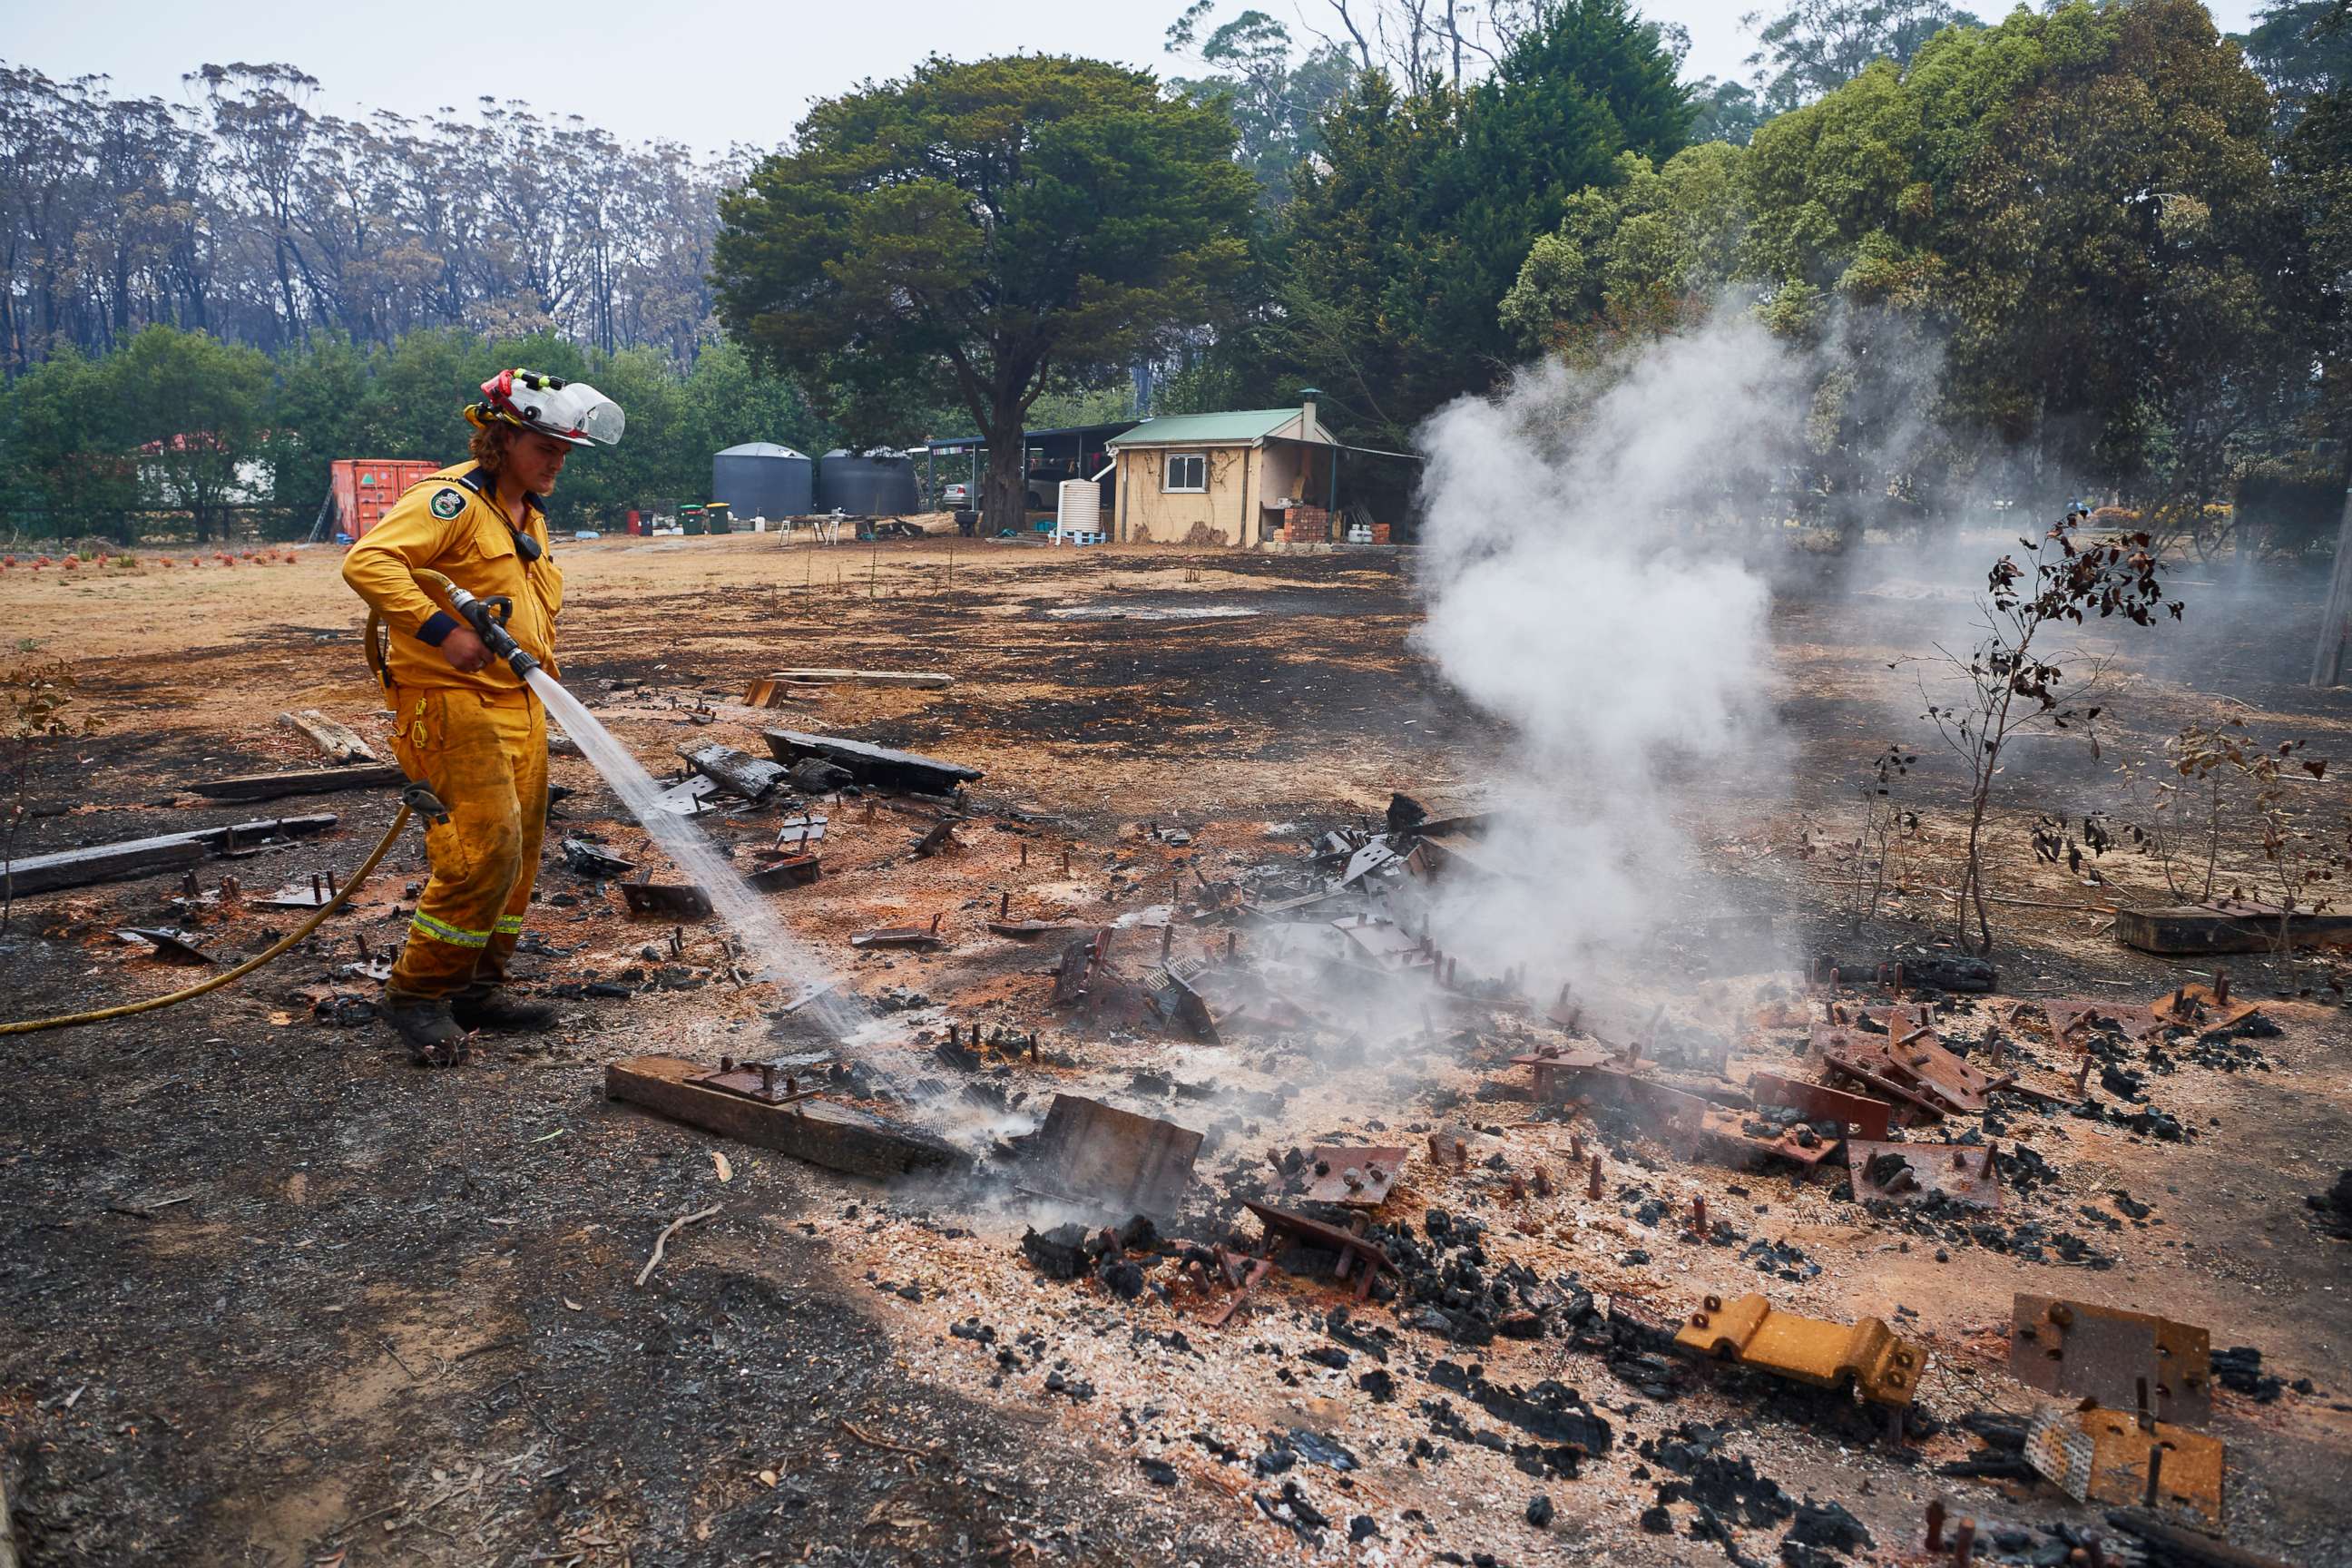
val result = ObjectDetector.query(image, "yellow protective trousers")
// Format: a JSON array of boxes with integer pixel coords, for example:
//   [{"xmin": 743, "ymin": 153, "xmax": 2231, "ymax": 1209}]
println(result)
[{"xmin": 385, "ymin": 686, "xmax": 548, "ymax": 1003}]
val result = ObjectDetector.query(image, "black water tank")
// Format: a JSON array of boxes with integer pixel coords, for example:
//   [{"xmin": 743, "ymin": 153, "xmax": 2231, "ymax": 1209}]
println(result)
[
  {"xmin": 816, "ymin": 449, "xmax": 919, "ymax": 515},
  {"xmin": 711, "ymin": 442, "xmax": 814, "ymax": 520}
]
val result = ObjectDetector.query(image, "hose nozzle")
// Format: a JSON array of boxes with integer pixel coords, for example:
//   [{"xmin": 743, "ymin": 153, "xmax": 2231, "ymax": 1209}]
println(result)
[{"xmin": 442, "ymin": 582, "xmax": 542, "ymax": 680}]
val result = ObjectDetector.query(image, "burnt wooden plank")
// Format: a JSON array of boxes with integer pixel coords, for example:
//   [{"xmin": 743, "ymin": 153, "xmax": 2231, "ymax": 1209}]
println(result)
[
  {"xmin": 4, "ymin": 813, "xmax": 339, "ymax": 897},
  {"xmin": 681, "ymin": 743, "xmax": 790, "ymax": 802},
  {"xmin": 4, "ymin": 837, "xmax": 208, "ymax": 898},
  {"xmin": 760, "ymin": 729, "xmax": 982, "ymax": 795},
  {"xmin": 192, "ymin": 763, "xmax": 407, "ymax": 801},
  {"xmin": 278, "ymin": 709, "xmax": 379, "ymax": 764},
  {"xmin": 2115, "ymin": 904, "xmax": 2352, "ymax": 956},
  {"xmin": 604, "ymin": 1054, "xmax": 963, "ymax": 1181}
]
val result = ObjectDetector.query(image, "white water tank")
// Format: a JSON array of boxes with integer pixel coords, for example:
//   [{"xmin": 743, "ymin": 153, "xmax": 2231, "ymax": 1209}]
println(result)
[{"xmin": 1056, "ymin": 478, "xmax": 1102, "ymax": 544}]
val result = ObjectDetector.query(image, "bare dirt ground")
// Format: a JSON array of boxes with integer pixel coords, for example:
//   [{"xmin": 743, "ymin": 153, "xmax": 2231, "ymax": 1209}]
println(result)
[{"xmin": 1, "ymin": 531, "xmax": 2347, "ymax": 1568}]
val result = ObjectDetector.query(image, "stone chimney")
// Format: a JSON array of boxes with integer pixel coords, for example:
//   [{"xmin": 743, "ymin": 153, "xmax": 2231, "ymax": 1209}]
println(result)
[{"xmin": 1299, "ymin": 387, "xmax": 1321, "ymax": 435}]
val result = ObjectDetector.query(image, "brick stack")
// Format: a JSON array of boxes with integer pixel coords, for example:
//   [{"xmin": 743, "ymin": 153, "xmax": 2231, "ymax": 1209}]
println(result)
[{"xmin": 1276, "ymin": 504, "xmax": 1330, "ymax": 544}]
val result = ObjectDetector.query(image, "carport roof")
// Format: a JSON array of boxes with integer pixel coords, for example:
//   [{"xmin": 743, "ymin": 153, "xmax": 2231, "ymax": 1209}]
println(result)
[{"xmin": 1105, "ymin": 407, "xmax": 1332, "ymax": 448}]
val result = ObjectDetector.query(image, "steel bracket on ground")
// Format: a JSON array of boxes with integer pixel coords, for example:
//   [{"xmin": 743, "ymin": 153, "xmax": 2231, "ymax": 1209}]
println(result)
[
  {"xmin": 1672, "ymin": 1291, "xmax": 1925, "ymax": 1406},
  {"xmin": 2011, "ymin": 1294, "xmax": 2212, "ymax": 1428},
  {"xmin": 2025, "ymin": 1403, "xmax": 2224, "ymax": 1526}
]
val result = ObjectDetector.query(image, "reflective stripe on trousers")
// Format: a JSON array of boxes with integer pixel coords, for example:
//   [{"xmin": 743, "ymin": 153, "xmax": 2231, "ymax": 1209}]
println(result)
[{"xmin": 386, "ymin": 685, "xmax": 547, "ymax": 1002}]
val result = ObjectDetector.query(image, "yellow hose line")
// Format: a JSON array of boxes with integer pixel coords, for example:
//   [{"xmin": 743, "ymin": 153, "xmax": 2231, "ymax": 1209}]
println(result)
[{"xmin": 0, "ymin": 805, "xmax": 415, "ymax": 1035}]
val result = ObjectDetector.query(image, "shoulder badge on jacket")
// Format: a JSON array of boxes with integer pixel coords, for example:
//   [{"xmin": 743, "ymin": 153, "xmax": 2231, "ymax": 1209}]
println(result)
[{"xmin": 429, "ymin": 487, "xmax": 466, "ymax": 520}]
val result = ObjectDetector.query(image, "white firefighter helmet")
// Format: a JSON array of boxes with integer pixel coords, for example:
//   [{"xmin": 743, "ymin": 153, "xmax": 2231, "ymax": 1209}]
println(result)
[{"xmin": 466, "ymin": 368, "xmax": 625, "ymax": 448}]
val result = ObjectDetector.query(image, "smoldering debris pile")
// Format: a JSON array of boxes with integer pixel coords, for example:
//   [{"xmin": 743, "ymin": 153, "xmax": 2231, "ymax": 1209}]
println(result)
[{"xmin": 539, "ymin": 620, "xmax": 2316, "ymax": 1563}]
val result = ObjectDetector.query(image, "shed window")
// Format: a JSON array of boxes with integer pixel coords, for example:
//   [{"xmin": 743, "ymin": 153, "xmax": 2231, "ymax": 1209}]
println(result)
[{"xmin": 1163, "ymin": 453, "xmax": 1207, "ymax": 493}]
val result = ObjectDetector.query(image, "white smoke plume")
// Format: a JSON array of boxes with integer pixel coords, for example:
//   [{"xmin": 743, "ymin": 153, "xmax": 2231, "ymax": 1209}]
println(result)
[{"xmin": 1410, "ymin": 310, "xmax": 1826, "ymax": 992}]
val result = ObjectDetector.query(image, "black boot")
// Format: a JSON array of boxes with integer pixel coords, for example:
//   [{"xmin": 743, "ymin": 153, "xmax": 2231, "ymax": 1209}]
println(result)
[
  {"xmin": 387, "ymin": 997, "xmax": 471, "ymax": 1067},
  {"xmin": 452, "ymin": 987, "xmax": 560, "ymax": 1034}
]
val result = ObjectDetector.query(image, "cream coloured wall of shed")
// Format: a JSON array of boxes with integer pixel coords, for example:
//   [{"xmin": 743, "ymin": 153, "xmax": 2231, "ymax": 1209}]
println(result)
[{"xmin": 1113, "ymin": 446, "xmax": 1260, "ymax": 545}]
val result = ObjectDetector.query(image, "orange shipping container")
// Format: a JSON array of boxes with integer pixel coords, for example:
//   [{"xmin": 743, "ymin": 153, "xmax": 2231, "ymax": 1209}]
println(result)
[{"xmin": 329, "ymin": 458, "xmax": 447, "ymax": 542}]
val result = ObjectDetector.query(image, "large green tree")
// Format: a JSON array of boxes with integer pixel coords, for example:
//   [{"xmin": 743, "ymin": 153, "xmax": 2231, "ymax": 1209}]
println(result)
[
  {"xmin": 713, "ymin": 55, "xmax": 1256, "ymax": 534},
  {"xmin": 1498, "ymin": 0, "xmax": 2308, "ymax": 542},
  {"xmin": 114, "ymin": 326, "xmax": 274, "ymax": 541},
  {"xmin": 0, "ymin": 348, "xmax": 138, "ymax": 542},
  {"xmin": 1745, "ymin": 0, "xmax": 1983, "ymax": 112},
  {"xmin": 2239, "ymin": 0, "xmax": 2352, "ymax": 127},
  {"xmin": 1274, "ymin": 0, "xmax": 1690, "ymax": 444},
  {"xmin": 1164, "ymin": 4, "xmax": 1356, "ymax": 201}
]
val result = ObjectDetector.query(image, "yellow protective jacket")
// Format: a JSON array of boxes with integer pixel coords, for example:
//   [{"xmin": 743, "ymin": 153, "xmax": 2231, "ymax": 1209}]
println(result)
[{"xmin": 341, "ymin": 460, "xmax": 564, "ymax": 695}]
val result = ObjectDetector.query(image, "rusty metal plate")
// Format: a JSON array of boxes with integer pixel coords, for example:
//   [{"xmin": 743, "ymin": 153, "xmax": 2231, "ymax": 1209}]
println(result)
[
  {"xmin": 113, "ymin": 927, "xmax": 215, "ymax": 965},
  {"xmin": 772, "ymin": 814, "xmax": 828, "ymax": 848},
  {"xmin": 1818, "ymin": 1022, "xmax": 1988, "ymax": 1113},
  {"xmin": 255, "ymin": 872, "xmax": 350, "ymax": 909},
  {"xmin": 2042, "ymin": 998, "xmax": 2163, "ymax": 1043},
  {"xmin": 988, "ymin": 919, "xmax": 1083, "ymax": 939},
  {"xmin": 1696, "ymin": 1108, "xmax": 1843, "ymax": 1170},
  {"xmin": 688, "ymin": 1056, "xmax": 827, "ymax": 1107},
  {"xmin": 1304, "ymin": 1146, "xmax": 1408, "ymax": 1207},
  {"xmin": 1160, "ymin": 955, "xmax": 1263, "ymax": 1043},
  {"xmin": 2011, "ymin": 1295, "xmax": 2212, "ymax": 1428},
  {"xmin": 2026, "ymin": 1404, "xmax": 2224, "ymax": 1526},
  {"xmin": 1330, "ymin": 915, "xmax": 1435, "ymax": 972},
  {"xmin": 1673, "ymin": 1291, "xmax": 1925, "ymax": 1406},
  {"xmin": 1512, "ymin": 1046, "xmax": 1615, "ymax": 1102},
  {"xmin": 1847, "ymin": 1139, "xmax": 2003, "ymax": 1210},
  {"xmin": 746, "ymin": 853, "xmax": 822, "ymax": 891},
  {"xmin": 1020, "ymin": 1094, "xmax": 1201, "ymax": 1217},
  {"xmin": 1814, "ymin": 1042, "xmax": 1949, "ymax": 1122},
  {"xmin": 1749, "ymin": 1071, "xmax": 1892, "ymax": 1142},
  {"xmin": 648, "ymin": 775, "xmax": 721, "ymax": 816},
  {"xmin": 1582, "ymin": 1066, "xmax": 1712, "ymax": 1141},
  {"xmin": 1242, "ymin": 1198, "xmax": 1398, "ymax": 1301},
  {"xmin": 619, "ymin": 882, "xmax": 713, "ymax": 917},
  {"xmin": 850, "ymin": 925, "xmax": 944, "ymax": 950},
  {"xmin": 2149, "ymin": 983, "xmax": 2262, "ymax": 1033}
]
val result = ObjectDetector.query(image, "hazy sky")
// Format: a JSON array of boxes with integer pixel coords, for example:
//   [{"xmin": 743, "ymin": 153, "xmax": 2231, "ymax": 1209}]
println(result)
[{"xmin": 10, "ymin": 0, "xmax": 2267, "ymax": 154}]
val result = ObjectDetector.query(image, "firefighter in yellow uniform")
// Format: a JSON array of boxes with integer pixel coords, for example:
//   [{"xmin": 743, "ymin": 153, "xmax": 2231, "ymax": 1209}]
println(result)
[{"xmin": 341, "ymin": 368, "xmax": 624, "ymax": 1064}]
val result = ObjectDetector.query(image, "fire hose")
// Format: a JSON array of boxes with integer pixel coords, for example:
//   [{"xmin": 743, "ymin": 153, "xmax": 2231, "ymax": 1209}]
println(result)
[{"xmin": 0, "ymin": 567, "xmax": 520, "ymax": 1035}]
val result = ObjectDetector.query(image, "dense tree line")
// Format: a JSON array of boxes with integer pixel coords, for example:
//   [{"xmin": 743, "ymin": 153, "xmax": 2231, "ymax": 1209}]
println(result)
[
  {"xmin": 0, "ymin": 328, "xmax": 826, "ymax": 541},
  {"xmin": 1158, "ymin": 0, "xmax": 2351, "ymax": 550},
  {"xmin": 5, "ymin": 0, "xmax": 2347, "ymax": 549},
  {"xmin": 0, "ymin": 60, "xmax": 740, "ymax": 373}
]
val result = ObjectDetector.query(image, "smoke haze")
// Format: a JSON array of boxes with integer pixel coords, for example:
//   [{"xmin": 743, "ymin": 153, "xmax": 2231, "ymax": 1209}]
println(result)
[{"xmin": 1409, "ymin": 310, "xmax": 1822, "ymax": 991}]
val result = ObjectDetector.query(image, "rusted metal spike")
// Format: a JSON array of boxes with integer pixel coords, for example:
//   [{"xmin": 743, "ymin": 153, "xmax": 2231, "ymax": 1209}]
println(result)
[
  {"xmin": 1588, "ymin": 1152, "xmax": 1603, "ymax": 1200},
  {"xmin": 1952, "ymin": 1516, "xmax": 1975, "ymax": 1563},
  {"xmin": 1533, "ymin": 1166, "xmax": 1553, "ymax": 1198},
  {"xmin": 1926, "ymin": 1499, "xmax": 1946, "ymax": 1553}
]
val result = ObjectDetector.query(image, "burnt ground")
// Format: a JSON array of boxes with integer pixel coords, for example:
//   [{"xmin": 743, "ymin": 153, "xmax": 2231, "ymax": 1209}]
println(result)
[{"xmin": 2, "ymin": 533, "xmax": 2350, "ymax": 1568}]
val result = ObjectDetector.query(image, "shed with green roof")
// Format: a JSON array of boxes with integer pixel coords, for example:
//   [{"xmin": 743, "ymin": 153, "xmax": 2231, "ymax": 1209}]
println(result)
[{"xmin": 1103, "ymin": 395, "xmax": 1338, "ymax": 546}]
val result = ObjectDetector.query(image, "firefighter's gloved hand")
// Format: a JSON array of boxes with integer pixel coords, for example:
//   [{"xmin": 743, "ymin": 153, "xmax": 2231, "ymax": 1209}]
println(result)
[{"xmin": 400, "ymin": 780, "xmax": 453, "ymax": 827}]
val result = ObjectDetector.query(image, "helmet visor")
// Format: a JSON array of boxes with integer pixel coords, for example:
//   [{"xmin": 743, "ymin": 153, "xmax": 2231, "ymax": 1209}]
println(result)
[{"xmin": 569, "ymin": 395, "xmax": 625, "ymax": 447}]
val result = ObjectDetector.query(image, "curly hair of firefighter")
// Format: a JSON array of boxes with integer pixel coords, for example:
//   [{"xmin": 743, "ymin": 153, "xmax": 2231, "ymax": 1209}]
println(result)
[{"xmin": 467, "ymin": 418, "xmax": 515, "ymax": 478}]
